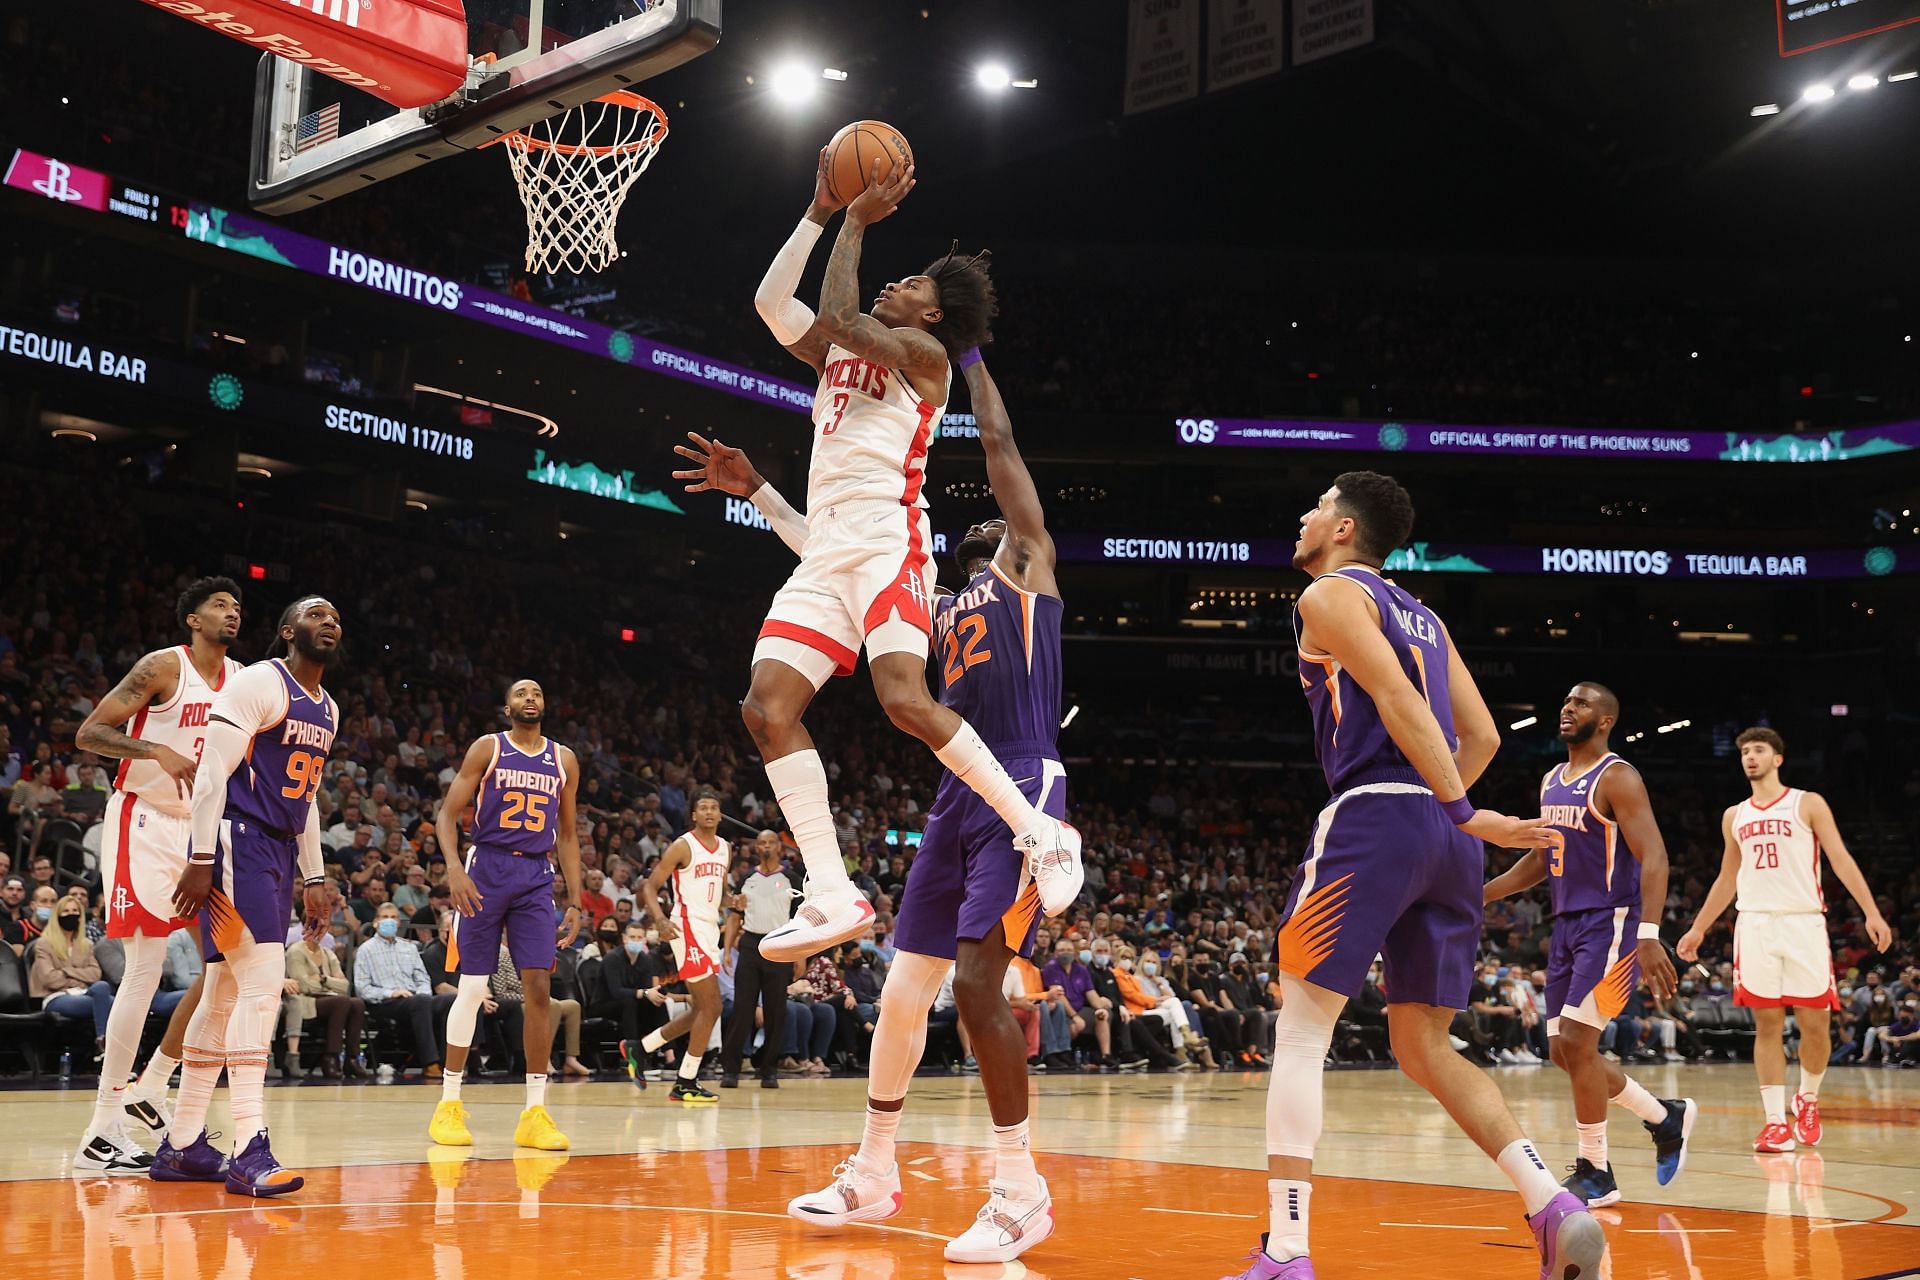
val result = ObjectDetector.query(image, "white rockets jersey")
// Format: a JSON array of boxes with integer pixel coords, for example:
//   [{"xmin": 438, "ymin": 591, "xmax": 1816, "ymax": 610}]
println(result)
[
  {"xmin": 805, "ymin": 343, "xmax": 949, "ymax": 515},
  {"xmin": 114, "ymin": 647, "xmax": 244, "ymax": 818},
  {"xmin": 1733, "ymin": 788, "xmax": 1824, "ymax": 914},
  {"xmin": 672, "ymin": 830, "xmax": 731, "ymax": 929}
]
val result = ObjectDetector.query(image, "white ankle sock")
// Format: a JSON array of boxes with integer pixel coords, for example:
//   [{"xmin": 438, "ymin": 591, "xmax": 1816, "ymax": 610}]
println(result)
[
  {"xmin": 1798, "ymin": 1069, "xmax": 1823, "ymax": 1101},
  {"xmin": 1496, "ymin": 1139, "xmax": 1562, "ymax": 1216},
  {"xmin": 642, "ymin": 1029, "xmax": 667, "ymax": 1055},
  {"xmin": 1760, "ymin": 1084, "xmax": 1787, "ymax": 1123},
  {"xmin": 137, "ymin": 1049, "xmax": 180, "ymax": 1094},
  {"xmin": 677, "ymin": 1052, "xmax": 702, "ymax": 1082},
  {"xmin": 935, "ymin": 723, "xmax": 1042, "ymax": 838},
  {"xmin": 1266, "ymin": 1179, "xmax": 1311, "ymax": 1260},
  {"xmin": 525, "ymin": 1073, "xmax": 547, "ymax": 1108},
  {"xmin": 1611, "ymin": 1076, "xmax": 1668, "ymax": 1124},
  {"xmin": 765, "ymin": 751, "xmax": 851, "ymax": 888},
  {"xmin": 856, "ymin": 1104, "xmax": 902, "ymax": 1174},
  {"xmin": 1575, "ymin": 1121, "xmax": 1609, "ymax": 1170},
  {"xmin": 992, "ymin": 1119, "xmax": 1039, "ymax": 1195},
  {"xmin": 441, "ymin": 1068, "xmax": 463, "ymax": 1101}
]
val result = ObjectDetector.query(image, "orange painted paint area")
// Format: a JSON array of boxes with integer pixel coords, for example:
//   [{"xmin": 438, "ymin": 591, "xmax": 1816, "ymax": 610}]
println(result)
[
  {"xmin": 27, "ymin": 1146, "xmax": 1916, "ymax": 1280},
  {"xmin": 1277, "ymin": 873, "xmax": 1353, "ymax": 978}
]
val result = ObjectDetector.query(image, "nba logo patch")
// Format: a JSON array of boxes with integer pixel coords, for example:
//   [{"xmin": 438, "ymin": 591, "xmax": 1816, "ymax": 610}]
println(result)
[{"xmin": 137, "ymin": 814, "xmax": 148, "ymax": 829}]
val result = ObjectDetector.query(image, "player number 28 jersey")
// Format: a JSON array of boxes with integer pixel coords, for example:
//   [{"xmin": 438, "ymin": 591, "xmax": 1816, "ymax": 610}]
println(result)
[
  {"xmin": 470, "ymin": 733, "xmax": 564, "ymax": 858},
  {"xmin": 115, "ymin": 648, "xmax": 244, "ymax": 818},
  {"xmin": 806, "ymin": 343, "xmax": 949, "ymax": 514},
  {"xmin": 1733, "ymin": 788, "xmax": 1823, "ymax": 914}
]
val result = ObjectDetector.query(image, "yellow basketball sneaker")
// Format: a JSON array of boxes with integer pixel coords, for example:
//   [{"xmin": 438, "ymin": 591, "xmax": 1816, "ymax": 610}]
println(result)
[
  {"xmin": 513, "ymin": 1105, "xmax": 569, "ymax": 1151},
  {"xmin": 428, "ymin": 1100, "xmax": 473, "ymax": 1147}
]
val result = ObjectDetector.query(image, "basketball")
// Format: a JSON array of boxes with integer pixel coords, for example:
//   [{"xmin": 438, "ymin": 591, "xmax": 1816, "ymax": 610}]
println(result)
[{"xmin": 824, "ymin": 119, "xmax": 913, "ymax": 205}]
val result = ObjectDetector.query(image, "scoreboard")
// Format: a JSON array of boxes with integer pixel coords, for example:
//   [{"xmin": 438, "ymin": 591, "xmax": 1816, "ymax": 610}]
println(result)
[{"xmin": 1778, "ymin": 0, "xmax": 1920, "ymax": 55}]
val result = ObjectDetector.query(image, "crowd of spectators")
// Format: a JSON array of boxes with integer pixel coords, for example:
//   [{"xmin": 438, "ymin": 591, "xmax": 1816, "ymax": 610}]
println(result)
[{"xmin": 3, "ymin": 461, "xmax": 1916, "ymax": 1086}]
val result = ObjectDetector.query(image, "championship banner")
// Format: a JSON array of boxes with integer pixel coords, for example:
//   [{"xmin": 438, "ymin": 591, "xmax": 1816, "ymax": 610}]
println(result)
[
  {"xmin": 136, "ymin": 0, "xmax": 468, "ymax": 108},
  {"xmin": 1207, "ymin": 0, "xmax": 1284, "ymax": 91},
  {"xmin": 1174, "ymin": 414, "xmax": 1920, "ymax": 464},
  {"xmin": 1125, "ymin": 0, "xmax": 1203, "ymax": 114},
  {"xmin": 1292, "ymin": 0, "xmax": 1373, "ymax": 66}
]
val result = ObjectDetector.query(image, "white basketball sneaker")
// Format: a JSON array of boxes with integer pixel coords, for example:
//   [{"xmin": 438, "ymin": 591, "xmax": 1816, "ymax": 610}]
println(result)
[
  {"xmin": 123, "ymin": 1082, "xmax": 173, "ymax": 1137},
  {"xmin": 1017, "ymin": 818, "xmax": 1085, "ymax": 917},
  {"xmin": 73, "ymin": 1122, "xmax": 156, "ymax": 1176},
  {"xmin": 944, "ymin": 1177, "xmax": 1055, "ymax": 1264},
  {"xmin": 787, "ymin": 1157, "xmax": 903, "ymax": 1226},
  {"xmin": 761, "ymin": 882, "xmax": 875, "ymax": 964}
]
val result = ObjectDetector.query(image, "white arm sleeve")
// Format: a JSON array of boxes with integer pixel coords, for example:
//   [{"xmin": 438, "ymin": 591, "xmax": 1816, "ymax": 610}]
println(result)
[
  {"xmin": 189, "ymin": 664, "xmax": 287, "ymax": 863},
  {"xmin": 754, "ymin": 217, "xmax": 825, "ymax": 345},
  {"xmin": 749, "ymin": 483, "xmax": 809, "ymax": 557},
  {"xmin": 297, "ymin": 804, "xmax": 324, "ymax": 883}
]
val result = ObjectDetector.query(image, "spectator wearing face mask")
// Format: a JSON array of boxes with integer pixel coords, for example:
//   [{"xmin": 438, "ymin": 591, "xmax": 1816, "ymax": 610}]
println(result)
[
  {"xmin": 1088, "ymin": 938, "xmax": 1172, "ymax": 1069},
  {"xmin": 354, "ymin": 902, "xmax": 448, "ymax": 1079},
  {"xmin": 1043, "ymin": 939, "xmax": 1120, "ymax": 1070},
  {"xmin": 1196, "ymin": 951, "xmax": 1264, "ymax": 1068},
  {"xmin": 1880, "ymin": 999, "xmax": 1920, "ymax": 1066},
  {"xmin": 0, "ymin": 875, "xmax": 28, "ymax": 954},
  {"xmin": 1008, "ymin": 949, "xmax": 1077, "ymax": 1070},
  {"xmin": 1112, "ymin": 945, "xmax": 1198, "ymax": 1070},
  {"xmin": 1132, "ymin": 949, "xmax": 1214, "ymax": 1067},
  {"xmin": 1219, "ymin": 954, "xmax": 1274, "ymax": 1064},
  {"xmin": 595, "ymin": 921, "xmax": 668, "ymax": 1061},
  {"xmin": 1469, "ymin": 965, "xmax": 1529, "ymax": 1064},
  {"xmin": 30, "ymin": 891, "xmax": 114, "ymax": 1053},
  {"xmin": 1860, "ymin": 986, "xmax": 1899, "ymax": 1064}
]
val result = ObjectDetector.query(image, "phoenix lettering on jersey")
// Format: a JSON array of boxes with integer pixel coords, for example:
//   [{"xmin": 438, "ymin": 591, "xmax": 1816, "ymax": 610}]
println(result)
[
  {"xmin": 1542, "ymin": 804, "xmax": 1591, "ymax": 832},
  {"xmin": 937, "ymin": 577, "xmax": 1001, "ymax": 629},
  {"xmin": 492, "ymin": 767, "xmax": 564, "ymax": 797},
  {"xmin": 823, "ymin": 355, "xmax": 891, "ymax": 400},
  {"xmin": 1387, "ymin": 601, "xmax": 1439, "ymax": 647},
  {"xmin": 178, "ymin": 703, "xmax": 212, "ymax": 729},
  {"xmin": 1739, "ymin": 818, "xmax": 1795, "ymax": 841},
  {"xmin": 280, "ymin": 719, "xmax": 335, "ymax": 752}
]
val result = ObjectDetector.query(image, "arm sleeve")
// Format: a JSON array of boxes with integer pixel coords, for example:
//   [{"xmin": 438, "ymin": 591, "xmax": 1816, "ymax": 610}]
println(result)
[
  {"xmin": 753, "ymin": 217, "xmax": 824, "ymax": 344},
  {"xmin": 749, "ymin": 483, "xmax": 810, "ymax": 557},
  {"xmin": 296, "ymin": 804, "xmax": 323, "ymax": 882},
  {"xmin": 189, "ymin": 664, "xmax": 285, "ymax": 862}
]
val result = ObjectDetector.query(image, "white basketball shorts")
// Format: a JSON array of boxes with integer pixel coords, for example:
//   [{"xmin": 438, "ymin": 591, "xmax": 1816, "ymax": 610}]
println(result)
[
  {"xmin": 102, "ymin": 791, "xmax": 193, "ymax": 938},
  {"xmin": 1733, "ymin": 910, "xmax": 1839, "ymax": 1010}
]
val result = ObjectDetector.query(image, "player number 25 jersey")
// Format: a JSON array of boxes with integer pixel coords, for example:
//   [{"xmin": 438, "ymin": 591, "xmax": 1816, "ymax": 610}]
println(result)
[
  {"xmin": 1733, "ymin": 788, "xmax": 1823, "ymax": 914},
  {"xmin": 470, "ymin": 734, "xmax": 565, "ymax": 858},
  {"xmin": 116, "ymin": 648, "xmax": 244, "ymax": 818},
  {"xmin": 807, "ymin": 344, "xmax": 949, "ymax": 514}
]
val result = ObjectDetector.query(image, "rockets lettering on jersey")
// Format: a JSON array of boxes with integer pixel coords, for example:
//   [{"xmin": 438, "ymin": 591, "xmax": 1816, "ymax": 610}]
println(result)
[
  {"xmin": 821, "ymin": 353, "xmax": 892, "ymax": 401},
  {"xmin": 1294, "ymin": 566, "xmax": 1458, "ymax": 793},
  {"xmin": 932, "ymin": 563, "xmax": 1063, "ymax": 757},
  {"xmin": 1734, "ymin": 788, "xmax": 1824, "ymax": 913},
  {"xmin": 1539, "ymin": 754, "xmax": 1639, "ymax": 915},
  {"xmin": 472, "ymin": 734, "xmax": 564, "ymax": 858},
  {"xmin": 116, "ymin": 648, "xmax": 242, "ymax": 818},
  {"xmin": 806, "ymin": 343, "xmax": 947, "ymax": 513},
  {"xmin": 673, "ymin": 832, "xmax": 730, "ymax": 927},
  {"xmin": 225, "ymin": 660, "xmax": 337, "ymax": 834}
]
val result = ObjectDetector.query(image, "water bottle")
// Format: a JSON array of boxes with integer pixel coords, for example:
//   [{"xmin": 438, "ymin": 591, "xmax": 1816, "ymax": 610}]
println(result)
[{"xmin": 59, "ymin": 1050, "xmax": 72, "ymax": 1081}]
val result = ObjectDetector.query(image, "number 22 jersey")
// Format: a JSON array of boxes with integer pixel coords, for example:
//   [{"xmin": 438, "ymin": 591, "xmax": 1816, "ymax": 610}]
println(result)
[{"xmin": 214, "ymin": 658, "xmax": 339, "ymax": 834}]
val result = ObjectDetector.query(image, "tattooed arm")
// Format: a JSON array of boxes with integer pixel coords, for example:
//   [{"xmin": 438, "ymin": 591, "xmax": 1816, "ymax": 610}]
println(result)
[{"xmin": 75, "ymin": 648, "xmax": 189, "ymax": 786}]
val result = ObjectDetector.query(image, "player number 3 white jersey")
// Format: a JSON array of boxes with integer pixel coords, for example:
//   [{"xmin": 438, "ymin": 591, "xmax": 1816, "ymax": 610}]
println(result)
[
  {"xmin": 806, "ymin": 343, "xmax": 949, "ymax": 514},
  {"xmin": 1733, "ymin": 788, "xmax": 1823, "ymax": 914},
  {"xmin": 115, "ymin": 648, "xmax": 244, "ymax": 819}
]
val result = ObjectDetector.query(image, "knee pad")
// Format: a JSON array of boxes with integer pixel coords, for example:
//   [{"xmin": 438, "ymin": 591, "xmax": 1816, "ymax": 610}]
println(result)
[{"xmin": 447, "ymin": 974, "xmax": 490, "ymax": 1050}]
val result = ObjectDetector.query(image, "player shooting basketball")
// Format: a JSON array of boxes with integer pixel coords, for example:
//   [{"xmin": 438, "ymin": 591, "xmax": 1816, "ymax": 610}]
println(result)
[{"xmin": 741, "ymin": 146, "xmax": 1081, "ymax": 967}]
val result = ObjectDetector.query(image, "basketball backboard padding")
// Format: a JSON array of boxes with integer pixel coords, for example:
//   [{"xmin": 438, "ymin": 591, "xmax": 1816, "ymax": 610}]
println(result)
[{"xmin": 249, "ymin": 0, "xmax": 719, "ymax": 213}]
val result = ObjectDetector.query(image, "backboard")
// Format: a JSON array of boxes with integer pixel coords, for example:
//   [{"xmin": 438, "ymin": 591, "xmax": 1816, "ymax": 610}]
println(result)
[{"xmin": 249, "ymin": 0, "xmax": 719, "ymax": 213}]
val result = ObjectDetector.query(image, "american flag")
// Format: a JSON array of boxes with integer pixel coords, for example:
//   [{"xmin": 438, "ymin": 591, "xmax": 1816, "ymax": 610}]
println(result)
[{"xmin": 294, "ymin": 103, "xmax": 341, "ymax": 154}]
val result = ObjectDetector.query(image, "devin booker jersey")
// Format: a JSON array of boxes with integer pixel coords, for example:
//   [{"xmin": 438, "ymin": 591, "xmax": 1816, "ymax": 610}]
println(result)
[
  {"xmin": 1539, "ymin": 754, "xmax": 1639, "ymax": 915},
  {"xmin": 1733, "ymin": 788, "xmax": 1823, "ymax": 913},
  {"xmin": 807, "ymin": 343, "xmax": 950, "ymax": 513},
  {"xmin": 1294, "ymin": 566, "xmax": 1457, "ymax": 794},
  {"xmin": 932, "ymin": 562, "xmax": 1063, "ymax": 761},
  {"xmin": 673, "ymin": 831, "xmax": 730, "ymax": 929},
  {"xmin": 220, "ymin": 659, "xmax": 338, "ymax": 834},
  {"xmin": 470, "ymin": 733, "xmax": 564, "ymax": 859},
  {"xmin": 116, "ymin": 648, "xmax": 244, "ymax": 818}
]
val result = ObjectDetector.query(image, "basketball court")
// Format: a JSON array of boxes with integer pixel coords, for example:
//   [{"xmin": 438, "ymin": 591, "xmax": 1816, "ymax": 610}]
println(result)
[{"xmin": 8, "ymin": 1065, "xmax": 1916, "ymax": 1278}]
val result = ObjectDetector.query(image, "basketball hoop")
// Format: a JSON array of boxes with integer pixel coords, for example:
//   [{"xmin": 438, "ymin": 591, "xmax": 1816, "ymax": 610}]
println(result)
[{"xmin": 491, "ymin": 92, "xmax": 668, "ymax": 275}]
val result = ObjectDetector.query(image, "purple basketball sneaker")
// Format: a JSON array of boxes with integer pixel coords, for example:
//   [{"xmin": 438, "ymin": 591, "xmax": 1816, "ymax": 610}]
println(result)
[
  {"xmin": 224, "ymin": 1132, "xmax": 305, "ymax": 1197},
  {"xmin": 1221, "ymin": 1235, "xmax": 1316, "ymax": 1280},
  {"xmin": 1529, "ymin": 1190, "xmax": 1607, "ymax": 1280},
  {"xmin": 149, "ymin": 1131, "xmax": 229, "ymax": 1183}
]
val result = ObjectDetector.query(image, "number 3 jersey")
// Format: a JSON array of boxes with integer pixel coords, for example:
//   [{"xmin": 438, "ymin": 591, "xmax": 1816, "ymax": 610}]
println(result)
[
  {"xmin": 214, "ymin": 658, "xmax": 338, "ymax": 834},
  {"xmin": 469, "ymin": 733, "xmax": 564, "ymax": 858},
  {"xmin": 1539, "ymin": 754, "xmax": 1640, "ymax": 915}
]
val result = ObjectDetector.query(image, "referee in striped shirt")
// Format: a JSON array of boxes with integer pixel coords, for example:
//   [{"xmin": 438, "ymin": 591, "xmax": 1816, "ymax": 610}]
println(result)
[{"xmin": 720, "ymin": 831, "xmax": 796, "ymax": 1089}]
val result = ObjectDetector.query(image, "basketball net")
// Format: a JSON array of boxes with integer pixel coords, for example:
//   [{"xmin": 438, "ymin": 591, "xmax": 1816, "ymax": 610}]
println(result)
[{"xmin": 495, "ymin": 92, "xmax": 668, "ymax": 275}]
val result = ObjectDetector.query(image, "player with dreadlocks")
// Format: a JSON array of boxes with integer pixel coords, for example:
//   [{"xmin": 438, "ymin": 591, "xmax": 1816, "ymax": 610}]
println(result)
[{"xmin": 742, "ymin": 149, "xmax": 1083, "ymax": 966}]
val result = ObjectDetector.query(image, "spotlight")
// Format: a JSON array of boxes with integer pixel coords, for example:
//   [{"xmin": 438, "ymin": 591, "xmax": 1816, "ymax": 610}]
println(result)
[
  {"xmin": 1508, "ymin": 716, "xmax": 1538, "ymax": 731},
  {"xmin": 1889, "ymin": 70, "xmax": 1919, "ymax": 82},
  {"xmin": 769, "ymin": 62, "xmax": 819, "ymax": 105},
  {"xmin": 976, "ymin": 63, "xmax": 1013, "ymax": 92},
  {"xmin": 1750, "ymin": 103, "xmax": 1780, "ymax": 116},
  {"xmin": 1802, "ymin": 83, "xmax": 1835, "ymax": 103},
  {"xmin": 1847, "ymin": 73, "xmax": 1879, "ymax": 91}
]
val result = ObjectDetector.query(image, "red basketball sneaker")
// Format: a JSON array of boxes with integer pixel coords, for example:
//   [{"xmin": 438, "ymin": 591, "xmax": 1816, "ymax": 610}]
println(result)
[
  {"xmin": 1791, "ymin": 1093, "xmax": 1822, "ymax": 1147},
  {"xmin": 1753, "ymin": 1120, "xmax": 1796, "ymax": 1153}
]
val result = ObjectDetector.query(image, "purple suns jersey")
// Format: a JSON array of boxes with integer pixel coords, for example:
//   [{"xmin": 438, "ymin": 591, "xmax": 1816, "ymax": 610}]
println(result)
[
  {"xmin": 223, "ymin": 659, "xmax": 338, "ymax": 834},
  {"xmin": 470, "ymin": 734, "xmax": 565, "ymax": 858},
  {"xmin": 1539, "ymin": 753, "xmax": 1638, "ymax": 915},
  {"xmin": 932, "ymin": 562, "xmax": 1063, "ymax": 758},
  {"xmin": 1293, "ymin": 566, "xmax": 1458, "ymax": 793}
]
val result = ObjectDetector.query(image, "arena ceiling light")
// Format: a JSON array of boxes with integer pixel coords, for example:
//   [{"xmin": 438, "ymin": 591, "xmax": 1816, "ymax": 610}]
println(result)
[
  {"xmin": 1750, "ymin": 103, "xmax": 1781, "ymax": 116},
  {"xmin": 1847, "ymin": 74, "xmax": 1879, "ymax": 91},
  {"xmin": 976, "ymin": 63, "xmax": 1013, "ymax": 92},
  {"xmin": 1802, "ymin": 83, "xmax": 1836, "ymax": 103},
  {"xmin": 1508, "ymin": 715, "xmax": 1538, "ymax": 731},
  {"xmin": 1890, "ymin": 70, "xmax": 1919, "ymax": 82},
  {"xmin": 768, "ymin": 62, "xmax": 822, "ymax": 105}
]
